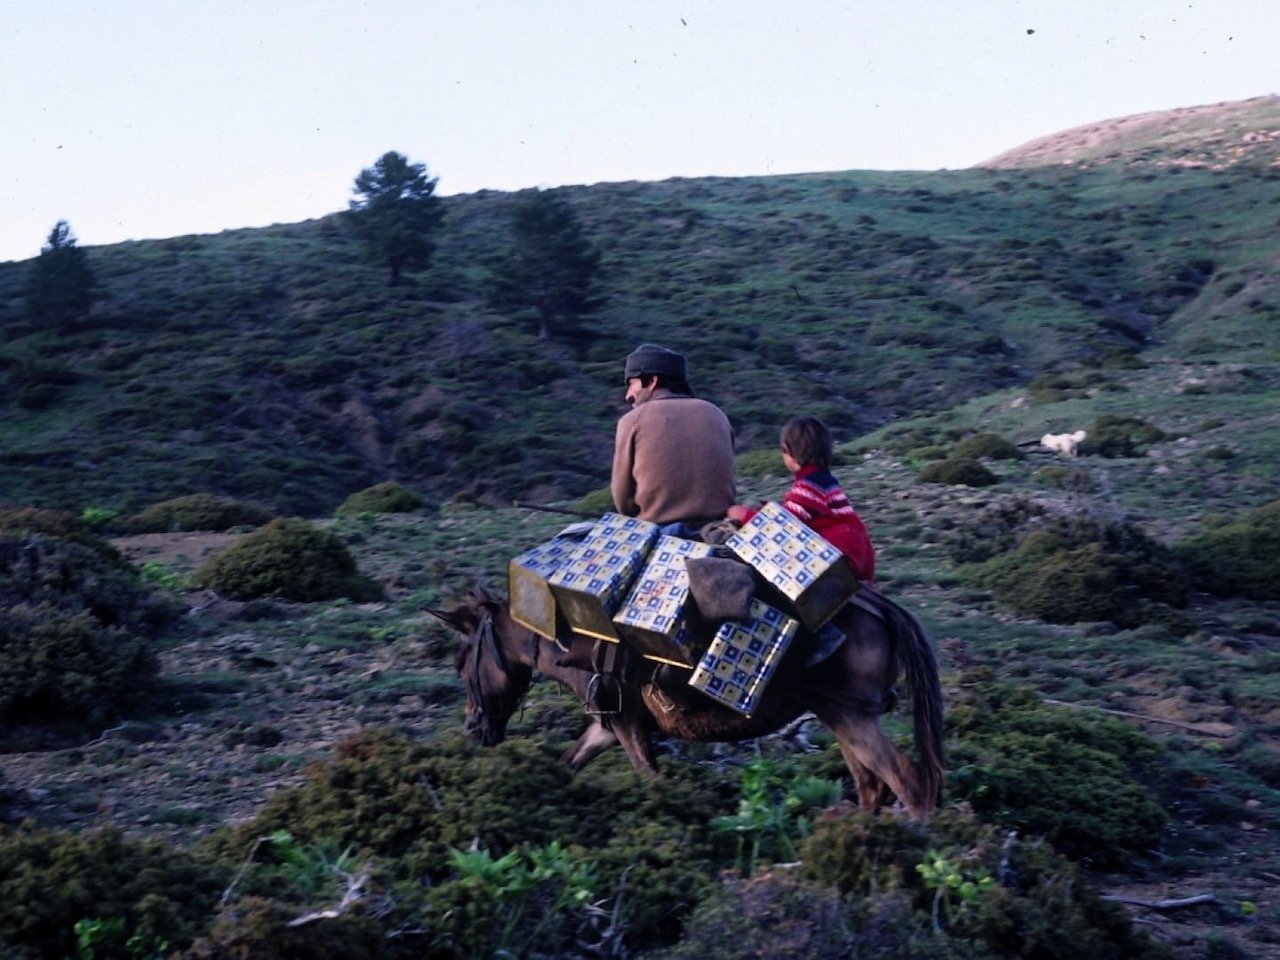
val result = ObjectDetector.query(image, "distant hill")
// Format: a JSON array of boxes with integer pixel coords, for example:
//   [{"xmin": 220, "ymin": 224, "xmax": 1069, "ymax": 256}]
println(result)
[
  {"xmin": 981, "ymin": 95, "xmax": 1280, "ymax": 169},
  {"xmin": 2, "ymin": 98, "xmax": 1278, "ymax": 516}
]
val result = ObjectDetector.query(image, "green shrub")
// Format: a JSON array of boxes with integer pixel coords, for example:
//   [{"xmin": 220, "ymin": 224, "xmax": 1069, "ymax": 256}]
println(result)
[
  {"xmin": 1035, "ymin": 464, "xmax": 1094, "ymax": 492},
  {"xmin": 904, "ymin": 444, "xmax": 949, "ymax": 464},
  {"xmin": 335, "ymin": 481, "xmax": 424, "ymax": 516},
  {"xmin": 951, "ymin": 432, "xmax": 1025, "ymax": 461},
  {"xmin": 0, "ymin": 826, "xmax": 226, "ymax": 960},
  {"xmin": 176, "ymin": 896, "xmax": 383, "ymax": 960},
  {"xmin": 1173, "ymin": 499, "xmax": 1280, "ymax": 600},
  {"xmin": 950, "ymin": 498, "xmax": 1190, "ymax": 625},
  {"xmin": 202, "ymin": 729, "xmax": 737, "ymax": 955},
  {"xmin": 120, "ymin": 494, "xmax": 273, "ymax": 533},
  {"xmin": 918, "ymin": 457, "xmax": 999, "ymax": 487},
  {"xmin": 945, "ymin": 675, "xmax": 1167, "ymax": 864},
  {"xmin": 0, "ymin": 507, "xmax": 118, "ymax": 557},
  {"xmin": 1078, "ymin": 414, "xmax": 1166, "ymax": 458},
  {"xmin": 802, "ymin": 808, "xmax": 1172, "ymax": 959},
  {"xmin": 191, "ymin": 518, "xmax": 382, "ymax": 602},
  {"xmin": 0, "ymin": 535, "xmax": 170, "ymax": 720},
  {"xmin": 649, "ymin": 870, "xmax": 855, "ymax": 960}
]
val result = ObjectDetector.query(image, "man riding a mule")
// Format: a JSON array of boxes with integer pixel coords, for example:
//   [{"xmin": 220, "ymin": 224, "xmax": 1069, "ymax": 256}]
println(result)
[
  {"xmin": 429, "ymin": 344, "xmax": 945, "ymax": 820},
  {"xmin": 611, "ymin": 343, "xmax": 737, "ymax": 536}
]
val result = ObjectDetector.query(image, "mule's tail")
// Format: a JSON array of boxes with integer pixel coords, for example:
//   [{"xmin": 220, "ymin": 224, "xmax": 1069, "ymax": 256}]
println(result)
[{"xmin": 866, "ymin": 589, "xmax": 946, "ymax": 814}]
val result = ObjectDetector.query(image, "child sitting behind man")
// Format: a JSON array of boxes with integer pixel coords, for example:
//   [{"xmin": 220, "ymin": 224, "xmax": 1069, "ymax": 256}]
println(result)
[{"xmin": 728, "ymin": 416, "xmax": 876, "ymax": 585}]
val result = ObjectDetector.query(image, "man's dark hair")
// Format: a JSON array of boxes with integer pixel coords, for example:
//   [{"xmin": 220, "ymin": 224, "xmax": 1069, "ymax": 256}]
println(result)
[
  {"xmin": 637, "ymin": 373, "xmax": 693, "ymax": 397},
  {"xmin": 780, "ymin": 416, "xmax": 833, "ymax": 470}
]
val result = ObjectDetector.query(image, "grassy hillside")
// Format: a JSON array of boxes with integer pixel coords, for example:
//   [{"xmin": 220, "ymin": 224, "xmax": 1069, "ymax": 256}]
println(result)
[
  {"xmin": 2, "ymin": 96, "xmax": 1280, "ymax": 960},
  {"xmin": 2, "ymin": 97, "xmax": 1278, "ymax": 517}
]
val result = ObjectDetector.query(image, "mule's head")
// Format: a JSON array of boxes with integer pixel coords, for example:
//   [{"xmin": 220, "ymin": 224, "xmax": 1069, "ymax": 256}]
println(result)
[{"xmin": 426, "ymin": 585, "xmax": 533, "ymax": 746}]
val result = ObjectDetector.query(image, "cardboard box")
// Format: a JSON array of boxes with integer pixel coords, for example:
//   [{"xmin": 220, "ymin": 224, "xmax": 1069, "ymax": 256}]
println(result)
[
  {"xmin": 613, "ymin": 535, "xmax": 716, "ymax": 666},
  {"xmin": 688, "ymin": 598, "xmax": 798, "ymax": 716},
  {"xmin": 508, "ymin": 537, "xmax": 579, "ymax": 640},
  {"xmin": 724, "ymin": 501, "xmax": 859, "ymax": 630},
  {"xmin": 546, "ymin": 513, "xmax": 660, "ymax": 641}
]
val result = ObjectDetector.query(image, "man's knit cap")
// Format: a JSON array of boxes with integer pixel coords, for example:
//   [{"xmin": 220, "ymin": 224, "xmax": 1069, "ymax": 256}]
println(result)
[{"xmin": 623, "ymin": 343, "xmax": 688, "ymax": 383}]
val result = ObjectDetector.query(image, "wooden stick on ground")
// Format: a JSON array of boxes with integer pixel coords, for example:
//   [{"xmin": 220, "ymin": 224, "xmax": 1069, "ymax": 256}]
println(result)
[
  {"xmin": 1101, "ymin": 893, "xmax": 1218, "ymax": 910},
  {"xmin": 1040, "ymin": 698, "xmax": 1234, "ymax": 738}
]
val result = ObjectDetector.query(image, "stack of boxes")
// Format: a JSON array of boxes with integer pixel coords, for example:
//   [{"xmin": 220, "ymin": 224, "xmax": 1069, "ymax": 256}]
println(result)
[
  {"xmin": 688, "ymin": 598, "xmax": 800, "ymax": 717},
  {"xmin": 505, "ymin": 503, "xmax": 859, "ymax": 720},
  {"xmin": 612, "ymin": 535, "xmax": 716, "ymax": 666},
  {"xmin": 508, "ymin": 537, "xmax": 580, "ymax": 640},
  {"xmin": 723, "ymin": 501, "xmax": 859, "ymax": 631},
  {"xmin": 545, "ymin": 514, "xmax": 661, "ymax": 642}
]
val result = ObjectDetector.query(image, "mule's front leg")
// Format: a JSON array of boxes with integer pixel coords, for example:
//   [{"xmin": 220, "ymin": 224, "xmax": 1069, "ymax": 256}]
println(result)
[
  {"xmin": 610, "ymin": 720, "xmax": 660, "ymax": 778},
  {"xmin": 561, "ymin": 720, "xmax": 619, "ymax": 771}
]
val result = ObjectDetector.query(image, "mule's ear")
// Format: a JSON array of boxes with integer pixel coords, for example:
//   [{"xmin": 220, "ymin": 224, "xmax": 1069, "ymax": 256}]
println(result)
[{"xmin": 424, "ymin": 605, "xmax": 477, "ymax": 634}]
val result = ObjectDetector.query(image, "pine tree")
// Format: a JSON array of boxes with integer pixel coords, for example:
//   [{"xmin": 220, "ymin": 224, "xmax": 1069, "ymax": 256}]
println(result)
[
  {"xmin": 24, "ymin": 221, "xmax": 98, "ymax": 330},
  {"xmin": 488, "ymin": 189, "xmax": 604, "ymax": 340},
  {"xmin": 347, "ymin": 151, "xmax": 445, "ymax": 286}
]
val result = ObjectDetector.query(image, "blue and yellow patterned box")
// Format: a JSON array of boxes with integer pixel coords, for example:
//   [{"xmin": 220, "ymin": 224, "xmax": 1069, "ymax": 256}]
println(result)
[
  {"xmin": 613, "ymin": 535, "xmax": 716, "ymax": 666},
  {"xmin": 547, "ymin": 513, "xmax": 660, "ymax": 641},
  {"xmin": 508, "ymin": 537, "xmax": 579, "ymax": 640},
  {"xmin": 724, "ymin": 501, "xmax": 859, "ymax": 631},
  {"xmin": 687, "ymin": 598, "xmax": 798, "ymax": 716}
]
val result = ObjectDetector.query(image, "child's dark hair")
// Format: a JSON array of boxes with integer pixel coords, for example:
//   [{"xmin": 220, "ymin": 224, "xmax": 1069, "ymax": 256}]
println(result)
[{"xmin": 780, "ymin": 416, "xmax": 833, "ymax": 470}]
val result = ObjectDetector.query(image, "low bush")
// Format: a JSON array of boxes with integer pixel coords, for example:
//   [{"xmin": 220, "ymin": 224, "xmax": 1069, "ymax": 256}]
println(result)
[
  {"xmin": 802, "ymin": 807, "xmax": 1172, "ymax": 959},
  {"xmin": 0, "ymin": 507, "xmax": 117, "ymax": 556},
  {"xmin": 335, "ymin": 481, "xmax": 424, "ymax": 515},
  {"xmin": 177, "ymin": 897, "xmax": 384, "ymax": 960},
  {"xmin": 1173, "ymin": 499, "xmax": 1280, "ymax": 600},
  {"xmin": 945, "ymin": 673, "xmax": 1167, "ymax": 864},
  {"xmin": 0, "ymin": 826, "xmax": 226, "ymax": 960},
  {"xmin": 1078, "ymin": 414, "xmax": 1166, "ymax": 458},
  {"xmin": 649, "ymin": 870, "xmax": 855, "ymax": 960},
  {"xmin": 918, "ymin": 457, "xmax": 999, "ymax": 487},
  {"xmin": 191, "ymin": 518, "xmax": 382, "ymax": 602},
  {"xmin": 0, "ymin": 534, "xmax": 170, "ymax": 720},
  {"xmin": 949, "ymin": 497, "xmax": 1190, "ymax": 626},
  {"xmin": 951, "ymin": 432, "xmax": 1024, "ymax": 461},
  {"xmin": 202, "ymin": 730, "xmax": 736, "ymax": 956},
  {"xmin": 120, "ymin": 494, "xmax": 273, "ymax": 533}
]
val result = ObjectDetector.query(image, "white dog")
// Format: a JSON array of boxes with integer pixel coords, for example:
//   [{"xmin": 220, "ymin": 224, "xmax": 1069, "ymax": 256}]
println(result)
[{"xmin": 1041, "ymin": 429, "xmax": 1087, "ymax": 457}]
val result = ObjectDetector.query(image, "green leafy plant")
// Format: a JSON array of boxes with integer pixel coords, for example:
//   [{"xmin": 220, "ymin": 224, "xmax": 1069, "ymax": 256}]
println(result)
[
  {"xmin": 435, "ymin": 839, "xmax": 596, "ymax": 959},
  {"xmin": 711, "ymin": 758, "xmax": 841, "ymax": 874},
  {"xmin": 915, "ymin": 850, "xmax": 997, "ymax": 932},
  {"xmin": 80, "ymin": 506, "xmax": 121, "ymax": 529},
  {"xmin": 138, "ymin": 561, "xmax": 185, "ymax": 595},
  {"xmin": 74, "ymin": 917, "xmax": 170, "ymax": 960}
]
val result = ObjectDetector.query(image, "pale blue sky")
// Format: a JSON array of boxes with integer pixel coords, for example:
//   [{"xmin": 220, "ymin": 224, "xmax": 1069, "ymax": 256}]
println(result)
[{"xmin": 3, "ymin": 0, "xmax": 1276, "ymax": 262}]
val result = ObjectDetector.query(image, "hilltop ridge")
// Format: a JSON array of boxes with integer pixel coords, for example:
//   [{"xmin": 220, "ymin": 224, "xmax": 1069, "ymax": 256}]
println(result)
[{"xmin": 981, "ymin": 94, "xmax": 1280, "ymax": 170}]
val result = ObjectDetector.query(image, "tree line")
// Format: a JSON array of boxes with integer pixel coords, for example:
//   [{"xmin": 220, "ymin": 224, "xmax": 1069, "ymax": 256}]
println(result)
[{"xmin": 23, "ymin": 150, "xmax": 604, "ymax": 341}]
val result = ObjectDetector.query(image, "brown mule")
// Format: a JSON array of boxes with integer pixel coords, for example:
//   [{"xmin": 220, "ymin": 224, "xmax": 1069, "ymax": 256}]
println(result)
[{"xmin": 428, "ymin": 584, "xmax": 945, "ymax": 819}]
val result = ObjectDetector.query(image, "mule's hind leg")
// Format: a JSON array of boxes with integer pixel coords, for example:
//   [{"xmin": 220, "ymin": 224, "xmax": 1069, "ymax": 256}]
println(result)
[
  {"xmin": 819, "ymin": 710, "xmax": 930, "ymax": 819},
  {"xmin": 849, "ymin": 757, "xmax": 890, "ymax": 812},
  {"xmin": 561, "ymin": 720, "xmax": 618, "ymax": 770}
]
